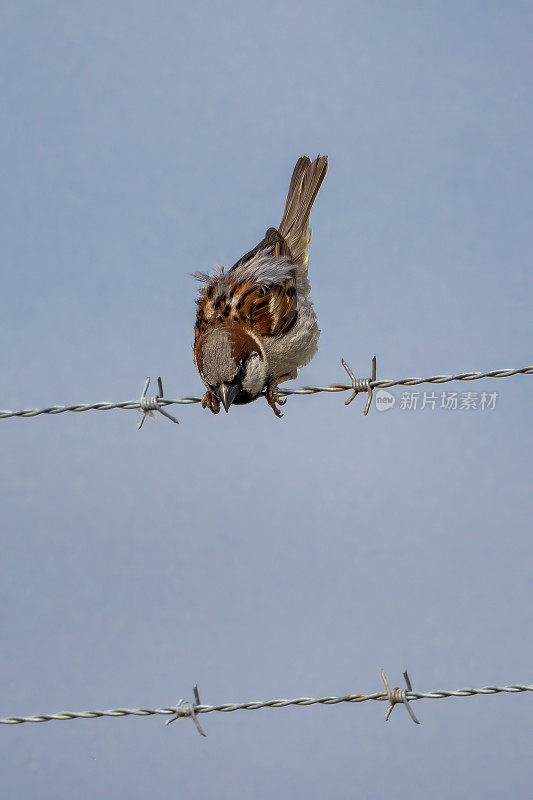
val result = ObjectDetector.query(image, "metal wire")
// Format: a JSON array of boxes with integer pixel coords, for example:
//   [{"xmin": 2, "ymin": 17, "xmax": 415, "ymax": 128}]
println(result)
[
  {"xmin": 0, "ymin": 365, "xmax": 531, "ymax": 420},
  {"xmin": 1, "ymin": 681, "xmax": 531, "ymax": 726}
]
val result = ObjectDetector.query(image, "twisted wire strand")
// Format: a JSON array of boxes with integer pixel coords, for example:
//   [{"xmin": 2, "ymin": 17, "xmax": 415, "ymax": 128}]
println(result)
[
  {"xmin": 2, "ymin": 684, "xmax": 532, "ymax": 726},
  {"xmin": 1, "ymin": 366, "xmax": 531, "ymax": 419}
]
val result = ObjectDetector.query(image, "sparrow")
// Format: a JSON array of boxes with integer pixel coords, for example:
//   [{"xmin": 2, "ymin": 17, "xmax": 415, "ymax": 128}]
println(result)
[{"xmin": 193, "ymin": 155, "xmax": 328, "ymax": 417}]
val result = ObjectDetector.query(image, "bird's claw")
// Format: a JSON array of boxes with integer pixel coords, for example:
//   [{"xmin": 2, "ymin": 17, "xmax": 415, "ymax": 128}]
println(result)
[
  {"xmin": 266, "ymin": 383, "xmax": 286, "ymax": 418},
  {"xmin": 202, "ymin": 390, "xmax": 220, "ymax": 414}
]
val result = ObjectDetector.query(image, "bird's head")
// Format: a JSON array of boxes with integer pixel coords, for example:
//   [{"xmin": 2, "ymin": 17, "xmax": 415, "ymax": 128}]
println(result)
[{"xmin": 194, "ymin": 324, "xmax": 267, "ymax": 411}]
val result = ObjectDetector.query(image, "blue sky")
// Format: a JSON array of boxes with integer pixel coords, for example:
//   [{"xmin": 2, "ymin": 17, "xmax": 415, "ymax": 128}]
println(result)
[{"xmin": 1, "ymin": 2, "xmax": 532, "ymax": 798}]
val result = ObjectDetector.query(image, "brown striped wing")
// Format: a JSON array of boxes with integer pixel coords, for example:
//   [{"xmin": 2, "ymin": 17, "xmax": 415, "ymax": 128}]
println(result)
[{"xmin": 195, "ymin": 272, "xmax": 297, "ymax": 341}]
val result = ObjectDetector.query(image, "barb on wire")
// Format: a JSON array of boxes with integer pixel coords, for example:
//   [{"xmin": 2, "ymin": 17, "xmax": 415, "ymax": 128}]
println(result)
[
  {"xmin": 1, "ymin": 675, "xmax": 531, "ymax": 728},
  {"xmin": 137, "ymin": 377, "xmax": 179, "ymax": 429},
  {"xmin": 381, "ymin": 669, "xmax": 420, "ymax": 725},
  {"xmin": 165, "ymin": 685, "xmax": 206, "ymax": 736},
  {"xmin": 342, "ymin": 355, "xmax": 376, "ymax": 414},
  {"xmin": 0, "ymin": 362, "xmax": 532, "ymax": 422}
]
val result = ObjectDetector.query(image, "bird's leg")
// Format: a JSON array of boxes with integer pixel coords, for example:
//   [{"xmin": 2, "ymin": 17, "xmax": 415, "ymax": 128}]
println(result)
[
  {"xmin": 265, "ymin": 378, "xmax": 288, "ymax": 418},
  {"xmin": 202, "ymin": 390, "xmax": 220, "ymax": 414}
]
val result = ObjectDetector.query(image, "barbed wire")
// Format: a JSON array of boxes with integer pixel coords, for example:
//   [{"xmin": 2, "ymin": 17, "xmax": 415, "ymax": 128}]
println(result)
[
  {"xmin": 2, "ymin": 673, "xmax": 532, "ymax": 731},
  {"xmin": 1, "ymin": 361, "xmax": 531, "ymax": 424}
]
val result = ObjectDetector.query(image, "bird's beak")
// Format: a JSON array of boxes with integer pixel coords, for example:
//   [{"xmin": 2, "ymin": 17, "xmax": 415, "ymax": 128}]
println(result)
[{"xmin": 217, "ymin": 383, "xmax": 240, "ymax": 413}]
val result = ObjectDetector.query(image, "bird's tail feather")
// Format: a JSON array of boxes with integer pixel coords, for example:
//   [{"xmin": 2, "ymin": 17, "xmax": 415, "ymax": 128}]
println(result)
[{"xmin": 279, "ymin": 155, "xmax": 328, "ymax": 270}]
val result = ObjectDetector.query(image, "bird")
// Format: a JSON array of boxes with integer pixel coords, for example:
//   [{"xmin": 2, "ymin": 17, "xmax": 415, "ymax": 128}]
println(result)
[{"xmin": 193, "ymin": 155, "xmax": 328, "ymax": 418}]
